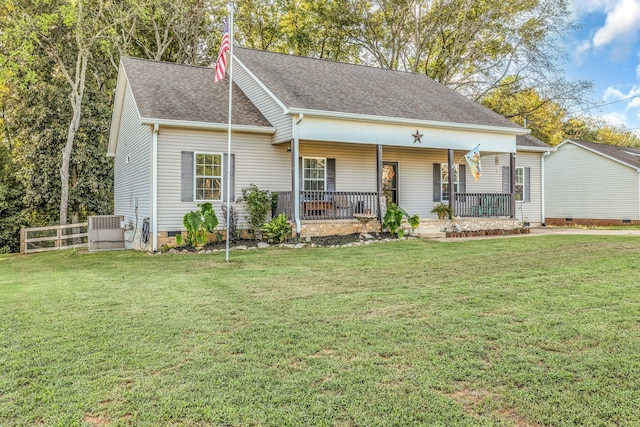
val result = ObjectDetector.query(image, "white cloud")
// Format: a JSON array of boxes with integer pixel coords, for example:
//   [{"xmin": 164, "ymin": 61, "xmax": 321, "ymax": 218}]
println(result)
[
  {"xmin": 592, "ymin": 0, "xmax": 640, "ymax": 47},
  {"xmin": 603, "ymin": 86, "xmax": 627, "ymax": 101},
  {"xmin": 601, "ymin": 86, "xmax": 640, "ymax": 114},
  {"xmin": 600, "ymin": 111, "xmax": 629, "ymax": 127},
  {"xmin": 570, "ymin": 0, "xmax": 621, "ymax": 17},
  {"xmin": 627, "ymin": 97, "xmax": 640, "ymax": 108},
  {"xmin": 573, "ymin": 40, "xmax": 592, "ymax": 65}
]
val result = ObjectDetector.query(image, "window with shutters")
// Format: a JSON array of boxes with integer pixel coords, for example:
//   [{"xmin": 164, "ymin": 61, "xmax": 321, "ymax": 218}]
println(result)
[
  {"xmin": 195, "ymin": 153, "xmax": 222, "ymax": 201},
  {"xmin": 441, "ymin": 163, "xmax": 459, "ymax": 202},
  {"xmin": 303, "ymin": 157, "xmax": 326, "ymax": 191},
  {"xmin": 515, "ymin": 167, "xmax": 524, "ymax": 201}
]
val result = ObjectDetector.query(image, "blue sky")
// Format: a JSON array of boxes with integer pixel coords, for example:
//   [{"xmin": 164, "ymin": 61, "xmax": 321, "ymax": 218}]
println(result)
[{"xmin": 566, "ymin": 0, "xmax": 640, "ymax": 132}]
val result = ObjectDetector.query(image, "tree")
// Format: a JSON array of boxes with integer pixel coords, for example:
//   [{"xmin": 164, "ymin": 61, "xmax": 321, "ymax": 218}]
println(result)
[
  {"xmin": 564, "ymin": 117, "xmax": 640, "ymax": 147},
  {"xmin": 110, "ymin": 0, "xmax": 224, "ymax": 66},
  {"xmin": 234, "ymin": 0, "xmax": 360, "ymax": 62},
  {"xmin": 0, "ymin": 120, "xmax": 25, "ymax": 253},
  {"xmin": 482, "ymin": 77, "xmax": 566, "ymax": 145},
  {"xmin": 1, "ymin": 0, "xmax": 119, "ymax": 225},
  {"xmin": 354, "ymin": 0, "xmax": 591, "ymax": 105}
]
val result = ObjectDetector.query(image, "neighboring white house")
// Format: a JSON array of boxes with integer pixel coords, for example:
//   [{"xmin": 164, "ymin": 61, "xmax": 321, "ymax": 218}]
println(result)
[
  {"xmin": 545, "ymin": 139, "xmax": 640, "ymax": 226},
  {"xmin": 108, "ymin": 48, "xmax": 553, "ymax": 251}
]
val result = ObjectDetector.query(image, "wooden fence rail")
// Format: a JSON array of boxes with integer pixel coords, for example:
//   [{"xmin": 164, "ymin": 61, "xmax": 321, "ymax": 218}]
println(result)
[{"xmin": 20, "ymin": 223, "xmax": 88, "ymax": 254}]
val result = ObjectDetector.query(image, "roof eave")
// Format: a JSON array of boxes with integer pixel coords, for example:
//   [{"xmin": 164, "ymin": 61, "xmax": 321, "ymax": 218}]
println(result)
[
  {"xmin": 107, "ymin": 61, "xmax": 128, "ymax": 156},
  {"xmin": 517, "ymin": 145, "xmax": 556, "ymax": 153},
  {"xmin": 140, "ymin": 117, "xmax": 276, "ymax": 134},
  {"xmin": 286, "ymin": 107, "xmax": 530, "ymax": 136}
]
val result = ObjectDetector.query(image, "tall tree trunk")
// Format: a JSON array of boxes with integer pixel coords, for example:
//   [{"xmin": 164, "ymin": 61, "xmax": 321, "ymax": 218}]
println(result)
[{"xmin": 59, "ymin": 55, "xmax": 87, "ymax": 225}]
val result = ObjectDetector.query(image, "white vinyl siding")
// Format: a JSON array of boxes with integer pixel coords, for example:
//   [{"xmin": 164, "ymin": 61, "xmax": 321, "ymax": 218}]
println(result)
[
  {"xmin": 113, "ymin": 82, "xmax": 151, "ymax": 228},
  {"xmin": 300, "ymin": 141, "xmax": 378, "ymax": 193},
  {"xmin": 233, "ymin": 61, "xmax": 292, "ymax": 143},
  {"xmin": 545, "ymin": 143, "xmax": 640, "ymax": 219},
  {"xmin": 156, "ymin": 127, "xmax": 290, "ymax": 231},
  {"xmin": 297, "ymin": 116, "xmax": 517, "ymax": 152},
  {"xmin": 512, "ymin": 152, "xmax": 542, "ymax": 223}
]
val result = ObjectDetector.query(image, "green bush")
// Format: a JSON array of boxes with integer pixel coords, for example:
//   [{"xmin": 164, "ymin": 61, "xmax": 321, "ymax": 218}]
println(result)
[
  {"xmin": 183, "ymin": 202, "xmax": 218, "ymax": 247},
  {"xmin": 239, "ymin": 184, "xmax": 272, "ymax": 239},
  {"xmin": 261, "ymin": 213, "xmax": 292, "ymax": 243},
  {"xmin": 383, "ymin": 203, "xmax": 419, "ymax": 238},
  {"xmin": 431, "ymin": 203, "xmax": 453, "ymax": 219}
]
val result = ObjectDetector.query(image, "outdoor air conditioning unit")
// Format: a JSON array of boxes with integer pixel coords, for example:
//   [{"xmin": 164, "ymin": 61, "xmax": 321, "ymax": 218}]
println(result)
[{"xmin": 88, "ymin": 215, "xmax": 125, "ymax": 251}]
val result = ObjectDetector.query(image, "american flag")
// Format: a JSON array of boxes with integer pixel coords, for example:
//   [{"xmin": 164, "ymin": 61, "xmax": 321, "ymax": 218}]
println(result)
[{"xmin": 214, "ymin": 20, "xmax": 230, "ymax": 83}]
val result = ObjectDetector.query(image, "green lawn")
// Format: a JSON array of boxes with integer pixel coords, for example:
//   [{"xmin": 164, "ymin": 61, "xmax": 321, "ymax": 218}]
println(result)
[{"xmin": 1, "ymin": 235, "xmax": 639, "ymax": 426}]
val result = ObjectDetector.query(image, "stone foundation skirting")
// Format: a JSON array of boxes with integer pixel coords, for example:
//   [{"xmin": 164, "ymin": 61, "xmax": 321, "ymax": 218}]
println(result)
[
  {"xmin": 300, "ymin": 219, "xmax": 382, "ymax": 238},
  {"xmin": 546, "ymin": 217, "xmax": 640, "ymax": 227},
  {"xmin": 446, "ymin": 228, "xmax": 530, "ymax": 238},
  {"xmin": 437, "ymin": 218, "xmax": 522, "ymax": 232}
]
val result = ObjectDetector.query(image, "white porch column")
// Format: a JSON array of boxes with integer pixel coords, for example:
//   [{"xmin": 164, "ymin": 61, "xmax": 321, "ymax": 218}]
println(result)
[
  {"xmin": 293, "ymin": 114, "xmax": 303, "ymax": 234},
  {"xmin": 151, "ymin": 123, "xmax": 159, "ymax": 252}
]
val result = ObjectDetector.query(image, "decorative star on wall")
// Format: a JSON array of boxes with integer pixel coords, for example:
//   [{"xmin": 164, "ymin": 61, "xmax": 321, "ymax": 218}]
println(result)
[{"xmin": 412, "ymin": 130, "xmax": 423, "ymax": 144}]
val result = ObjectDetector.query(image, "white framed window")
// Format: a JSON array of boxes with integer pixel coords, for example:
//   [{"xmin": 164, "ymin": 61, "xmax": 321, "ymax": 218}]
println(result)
[
  {"xmin": 441, "ymin": 163, "xmax": 459, "ymax": 202},
  {"xmin": 515, "ymin": 167, "xmax": 524, "ymax": 201},
  {"xmin": 303, "ymin": 157, "xmax": 326, "ymax": 191},
  {"xmin": 194, "ymin": 152, "xmax": 222, "ymax": 201}
]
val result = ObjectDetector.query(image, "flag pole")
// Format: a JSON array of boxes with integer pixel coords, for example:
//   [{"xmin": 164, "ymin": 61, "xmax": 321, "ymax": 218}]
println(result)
[{"xmin": 225, "ymin": 5, "xmax": 234, "ymax": 263}]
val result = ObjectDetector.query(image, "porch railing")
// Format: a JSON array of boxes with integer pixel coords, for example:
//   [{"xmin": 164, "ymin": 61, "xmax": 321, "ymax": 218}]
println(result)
[
  {"xmin": 454, "ymin": 193, "xmax": 512, "ymax": 218},
  {"xmin": 273, "ymin": 191, "xmax": 512, "ymax": 221},
  {"xmin": 273, "ymin": 191, "xmax": 379, "ymax": 220}
]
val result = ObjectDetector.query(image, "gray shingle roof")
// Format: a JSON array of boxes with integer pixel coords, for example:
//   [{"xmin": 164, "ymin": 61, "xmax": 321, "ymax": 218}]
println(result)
[
  {"xmin": 516, "ymin": 134, "xmax": 552, "ymax": 149},
  {"xmin": 234, "ymin": 47, "xmax": 523, "ymax": 130},
  {"xmin": 120, "ymin": 57, "xmax": 272, "ymax": 127},
  {"xmin": 568, "ymin": 139, "xmax": 640, "ymax": 170}
]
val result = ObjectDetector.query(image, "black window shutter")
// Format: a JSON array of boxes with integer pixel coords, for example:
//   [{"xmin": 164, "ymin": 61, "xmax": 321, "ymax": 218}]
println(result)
[
  {"xmin": 458, "ymin": 164, "xmax": 466, "ymax": 193},
  {"xmin": 433, "ymin": 163, "xmax": 441, "ymax": 202},
  {"xmin": 502, "ymin": 166, "xmax": 510, "ymax": 194},
  {"xmin": 326, "ymin": 158, "xmax": 336, "ymax": 192},
  {"xmin": 181, "ymin": 151, "xmax": 194, "ymax": 202},
  {"xmin": 223, "ymin": 153, "xmax": 235, "ymax": 202},
  {"xmin": 524, "ymin": 167, "xmax": 531, "ymax": 202}
]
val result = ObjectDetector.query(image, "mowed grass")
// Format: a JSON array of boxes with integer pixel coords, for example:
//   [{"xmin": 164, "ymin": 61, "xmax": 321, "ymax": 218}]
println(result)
[{"xmin": 1, "ymin": 235, "xmax": 640, "ymax": 426}]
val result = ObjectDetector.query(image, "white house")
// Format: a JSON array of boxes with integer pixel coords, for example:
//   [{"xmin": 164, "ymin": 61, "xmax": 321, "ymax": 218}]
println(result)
[
  {"xmin": 108, "ymin": 48, "xmax": 553, "ymax": 250},
  {"xmin": 545, "ymin": 139, "xmax": 640, "ymax": 226}
]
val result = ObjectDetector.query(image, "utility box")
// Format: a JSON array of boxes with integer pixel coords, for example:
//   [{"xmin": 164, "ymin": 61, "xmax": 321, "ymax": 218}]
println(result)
[{"xmin": 88, "ymin": 215, "xmax": 125, "ymax": 251}]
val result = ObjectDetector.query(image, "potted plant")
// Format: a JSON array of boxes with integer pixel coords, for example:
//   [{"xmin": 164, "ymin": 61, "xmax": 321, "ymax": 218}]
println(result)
[{"xmin": 431, "ymin": 203, "xmax": 453, "ymax": 220}]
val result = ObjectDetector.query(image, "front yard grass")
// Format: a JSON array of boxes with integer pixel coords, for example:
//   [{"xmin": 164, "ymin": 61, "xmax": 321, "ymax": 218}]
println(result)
[{"xmin": 1, "ymin": 235, "xmax": 639, "ymax": 426}]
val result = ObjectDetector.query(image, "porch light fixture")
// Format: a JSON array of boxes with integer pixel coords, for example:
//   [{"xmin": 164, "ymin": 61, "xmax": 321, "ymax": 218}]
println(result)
[{"xmin": 412, "ymin": 129, "xmax": 423, "ymax": 144}]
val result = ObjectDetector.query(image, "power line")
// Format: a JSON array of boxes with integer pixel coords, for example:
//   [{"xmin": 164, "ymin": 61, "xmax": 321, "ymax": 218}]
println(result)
[{"xmin": 568, "ymin": 95, "xmax": 640, "ymax": 115}]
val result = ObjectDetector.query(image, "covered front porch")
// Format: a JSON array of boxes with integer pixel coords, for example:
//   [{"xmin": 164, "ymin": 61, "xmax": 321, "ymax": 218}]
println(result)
[
  {"xmin": 273, "ymin": 190, "xmax": 514, "ymax": 221},
  {"xmin": 272, "ymin": 145, "xmax": 520, "ymax": 225}
]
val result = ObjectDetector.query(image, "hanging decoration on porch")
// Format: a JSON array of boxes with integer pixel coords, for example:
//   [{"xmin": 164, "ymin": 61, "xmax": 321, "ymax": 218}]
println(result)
[
  {"xmin": 465, "ymin": 145, "xmax": 482, "ymax": 181},
  {"xmin": 412, "ymin": 129, "xmax": 423, "ymax": 144}
]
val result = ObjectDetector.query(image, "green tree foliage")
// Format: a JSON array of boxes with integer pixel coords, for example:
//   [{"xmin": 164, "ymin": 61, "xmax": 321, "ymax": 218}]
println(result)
[
  {"xmin": 482, "ymin": 77, "xmax": 566, "ymax": 145},
  {"xmin": 483, "ymin": 78, "xmax": 640, "ymax": 147},
  {"xmin": 564, "ymin": 117, "xmax": 640, "ymax": 147},
  {"xmin": 355, "ymin": 0, "xmax": 591, "ymax": 104},
  {"xmin": 235, "ymin": 0, "xmax": 360, "ymax": 62},
  {"xmin": 0, "ymin": 135, "xmax": 25, "ymax": 253},
  {"xmin": 111, "ymin": 0, "xmax": 225, "ymax": 65}
]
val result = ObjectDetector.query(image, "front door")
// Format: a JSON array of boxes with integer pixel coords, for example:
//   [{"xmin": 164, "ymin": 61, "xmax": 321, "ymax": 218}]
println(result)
[{"xmin": 382, "ymin": 161, "xmax": 398, "ymax": 206}]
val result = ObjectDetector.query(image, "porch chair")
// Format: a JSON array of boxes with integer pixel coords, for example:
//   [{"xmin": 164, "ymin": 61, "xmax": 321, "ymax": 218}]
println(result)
[{"xmin": 333, "ymin": 194, "xmax": 353, "ymax": 219}]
